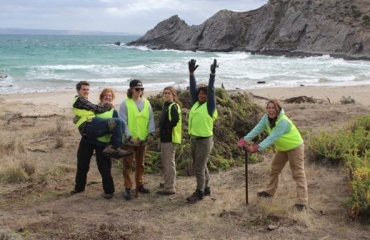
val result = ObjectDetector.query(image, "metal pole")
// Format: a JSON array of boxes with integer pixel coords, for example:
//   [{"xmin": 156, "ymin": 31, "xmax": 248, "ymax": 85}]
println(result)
[{"xmin": 245, "ymin": 148, "xmax": 249, "ymax": 205}]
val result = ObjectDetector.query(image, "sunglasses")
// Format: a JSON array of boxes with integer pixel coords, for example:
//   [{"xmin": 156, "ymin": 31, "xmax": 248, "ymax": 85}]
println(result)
[{"xmin": 134, "ymin": 88, "xmax": 144, "ymax": 92}]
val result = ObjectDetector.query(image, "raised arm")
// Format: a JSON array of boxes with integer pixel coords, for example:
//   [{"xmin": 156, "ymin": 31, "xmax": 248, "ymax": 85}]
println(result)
[
  {"xmin": 207, "ymin": 59, "xmax": 217, "ymax": 116},
  {"xmin": 188, "ymin": 59, "xmax": 199, "ymax": 105}
]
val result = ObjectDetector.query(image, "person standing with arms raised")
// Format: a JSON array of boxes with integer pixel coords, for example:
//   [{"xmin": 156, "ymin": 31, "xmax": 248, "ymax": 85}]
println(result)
[
  {"xmin": 118, "ymin": 80, "xmax": 155, "ymax": 200},
  {"xmin": 186, "ymin": 59, "xmax": 218, "ymax": 203}
]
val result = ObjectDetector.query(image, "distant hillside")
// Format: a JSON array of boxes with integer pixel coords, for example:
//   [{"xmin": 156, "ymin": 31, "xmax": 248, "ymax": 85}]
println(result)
[
  {"xmin": 128, "ymin": 0, "xmax": 370, "ymax": 60},
  {"xmin": 0, "ymin": 28, "xmax": 137, "ymax": 36}
]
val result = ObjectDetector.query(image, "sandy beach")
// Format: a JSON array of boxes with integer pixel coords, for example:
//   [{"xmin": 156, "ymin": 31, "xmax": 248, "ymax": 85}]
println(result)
[{"xmin": 1, "ymin": 84, "xmax": 370, "ymax": 108}]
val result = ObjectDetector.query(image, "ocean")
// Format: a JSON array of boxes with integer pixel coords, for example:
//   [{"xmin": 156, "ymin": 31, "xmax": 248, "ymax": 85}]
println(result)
[{"xmin": 1, "ymin": 34, "xmax": 370, "ymax": 94}]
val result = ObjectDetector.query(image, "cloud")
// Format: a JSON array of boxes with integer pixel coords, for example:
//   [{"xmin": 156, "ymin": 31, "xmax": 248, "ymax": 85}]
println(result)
[{"xmin": 0, "ymin": 0, "xmax": 268, "ymax": 34}]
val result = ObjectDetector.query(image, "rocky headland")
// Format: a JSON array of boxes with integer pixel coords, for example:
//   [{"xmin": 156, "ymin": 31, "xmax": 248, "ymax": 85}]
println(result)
[{"xmin": 128, "ymin": 0, "xmax": 370, "ymax": 60}]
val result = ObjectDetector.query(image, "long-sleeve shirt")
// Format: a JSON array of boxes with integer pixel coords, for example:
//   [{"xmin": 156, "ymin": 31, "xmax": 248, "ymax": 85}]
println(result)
[
  {"xmin": 159, "ymin": 101, "xmax": 180, "ymax": 142},
  {"xmin": 244, "ymin": 109, "xmax": 291, "ymax": 151},
  {"xmin": 118, "ymin": 98, "xmax": 155, "ymax": 138},
  {"xmin": 73, "ymin": 95, "xmax": 111, "ymax": 114},
  {"xmin": 189, "ymin": 74, "xmax": 216, "ymax": 116}
]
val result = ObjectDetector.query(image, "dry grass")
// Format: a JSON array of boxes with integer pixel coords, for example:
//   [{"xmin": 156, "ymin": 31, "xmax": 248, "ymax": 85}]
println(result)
[{"xmin": 1, "ymin": 101, "xmax": 370, "ymax": 239}]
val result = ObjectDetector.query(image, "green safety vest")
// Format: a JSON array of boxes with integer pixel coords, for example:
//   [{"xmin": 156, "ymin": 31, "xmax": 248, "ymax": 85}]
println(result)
[
  {"xmin": 189, "ymin": 102, "xmax": 217, "ymax": 137},
  {"xmin": 96, "ymin": 109, "xmax": 115, "ymax": 143},
  {"xmin": 126, "ymin": 99, "xmax": 150, "ymax": 141},
  {"xmin": 267, "ymin": 114, "xmax": 303, "ymax": 151},
  {"xmin": 169, "ymin": 103, "xmax": 182, "ymax": 144},
  {"xmin": 72, "ymin": 96, "xmax": 95, "ymax": 127}
]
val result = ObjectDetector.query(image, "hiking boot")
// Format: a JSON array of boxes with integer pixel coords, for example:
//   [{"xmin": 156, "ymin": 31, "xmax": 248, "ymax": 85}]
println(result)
[
  {"xmin": 138, "ymin": 185, "xmax": 150, "ymax": 194},
  {"xmin": 294, "ymin": 204, "xmax": 306, "ymax": 212},
  {"xmin": 103, "ymin": 145, "xmax": 133, "ymax": 158},
  {"xmin": 257, "ymin": 191, "xmax": 272, "ymax": 198},
  {"xmin": 204, "ymin": 186, "xmax": 211, "ymax": 196},
  {"xmin": 103, "ymin": 193, "xmax": 114, "ymax": 199},
  {"xmin": 70, "ymin": 189, "xmax": 84, "ymax": 195},
  {"xmin": 156, "ymin": 189, "xmax": 176, "ymax": 195},
  {"xmin": 123, "ymin": 188, "xmax": 132, "ymax": 200},
  {"xmin": 186, "ymin": 189, "xmax": 204, "ymax": 203}
]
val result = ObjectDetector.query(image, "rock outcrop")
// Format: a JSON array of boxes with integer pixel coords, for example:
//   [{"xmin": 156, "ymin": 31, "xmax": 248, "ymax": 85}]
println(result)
[{"xmin": 128, "ymin": 0, "xmax": 370, "ymax": 60}]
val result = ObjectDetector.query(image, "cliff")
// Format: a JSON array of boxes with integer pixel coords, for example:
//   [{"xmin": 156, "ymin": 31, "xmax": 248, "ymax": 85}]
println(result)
[{"xmin": 127, "ymin": 0, "xmax": 370, "ymax": 60}]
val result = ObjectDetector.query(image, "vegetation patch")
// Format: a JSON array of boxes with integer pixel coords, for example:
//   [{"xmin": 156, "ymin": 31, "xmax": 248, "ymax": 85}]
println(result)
[
  {"xmin": 146, "ymin": 88, "xmax": 265, "ymax": 176},
  {"xmin": 307, "ymin": 115, "xmax": 370, "ymax": 222}
]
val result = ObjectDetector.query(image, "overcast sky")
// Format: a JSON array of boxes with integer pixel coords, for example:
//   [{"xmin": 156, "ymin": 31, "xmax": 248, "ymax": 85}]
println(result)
[{"xmin": 1, "ymin": 0, "xmax": 268, "ymax": 35}]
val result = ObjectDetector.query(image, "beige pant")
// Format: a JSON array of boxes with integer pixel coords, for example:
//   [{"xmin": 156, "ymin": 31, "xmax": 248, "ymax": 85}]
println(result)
[
  {"xmin": 191, "ymin": 136, "xmax": 213, "ymax": 191},
  {"xmin": 160, "ymin": 142, "xmax": 177, "ymax": 192},
  {"xmin": 265, "ymin": 144, "xmax": 308, "ymax": 205}
]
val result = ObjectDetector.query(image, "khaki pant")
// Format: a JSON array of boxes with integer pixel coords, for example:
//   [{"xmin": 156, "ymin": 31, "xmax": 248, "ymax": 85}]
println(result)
[
  {"xmin": 122, "ymin": 144, "xmax": 147, "ymax": 189},
  {"xmin": 265, "ymin": 144, "xmax": 308, "ymax": 205},
  {"xmin": 160, "ymin": 142, "xmax": 177, "ymax": 192},
  {"xmin": 191, "ymin": 136, "xmax": 214, "ymax": 191}
]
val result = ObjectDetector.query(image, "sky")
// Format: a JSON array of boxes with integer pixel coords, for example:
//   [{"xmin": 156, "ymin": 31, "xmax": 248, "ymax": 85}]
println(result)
[{"xmin": 1, "ymin": 0, "xmax": 268, "ymax": 35}]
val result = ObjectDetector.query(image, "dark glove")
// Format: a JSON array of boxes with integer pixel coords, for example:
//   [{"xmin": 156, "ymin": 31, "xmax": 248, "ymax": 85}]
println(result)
[
  {"xmin": 210, "ymin": 59, "xmax": 218, "ymax": 74},
  {"xmin": 188, "ymin": 59, "xmax": 199, "ymax": 74},
  {"xmin": 247, "ymin": 145, "xmax": 259, "ymax": 153}
]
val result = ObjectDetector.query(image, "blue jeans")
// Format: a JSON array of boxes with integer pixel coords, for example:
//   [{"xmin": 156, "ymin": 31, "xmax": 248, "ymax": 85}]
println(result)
[{"xmin": 81, "ymin": 117, "xmax": 123, "ymax": 148}]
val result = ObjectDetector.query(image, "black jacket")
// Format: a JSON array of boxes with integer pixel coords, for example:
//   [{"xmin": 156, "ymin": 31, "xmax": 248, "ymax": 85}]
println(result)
[{"xmin": 159, "ymin": 101, "xmax": 180, "ymax": 142}]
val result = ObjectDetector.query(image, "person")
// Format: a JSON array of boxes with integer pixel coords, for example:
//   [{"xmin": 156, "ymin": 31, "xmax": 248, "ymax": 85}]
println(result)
[
  {"xmin": 186, "ymin": 59, "xmax": 218, "ymax": 203},
  {"xmin": 156, "ymin": 86, "xmax": 182, "ymax": 196},
  {"xmin": 118, "ymin": 79, "xmax": 156, "ymax": 200},
  {"xmin": 237, "ymin": 99, "xmax": 308, "ymax": 211},
  {"xmin": 72, "ymin": 81, "xmax": 131, "ymax": 158},
  {"xmin": 71, "ymin": 88, "xmax": 123, "ymax": 199}
]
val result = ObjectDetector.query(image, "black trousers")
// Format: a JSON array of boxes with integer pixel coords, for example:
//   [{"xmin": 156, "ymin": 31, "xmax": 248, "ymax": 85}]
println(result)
[{"xmin": 73, "ymin": 137, "xmax": 115, "ymax": 194}]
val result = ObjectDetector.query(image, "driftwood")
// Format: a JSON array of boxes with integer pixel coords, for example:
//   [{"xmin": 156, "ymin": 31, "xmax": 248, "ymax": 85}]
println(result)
[
  {"xmin": 249, "ymin": 93, "xmax": 330, "ymax": 104},
  {"xmin": 3, "ymin": 112, "xmax": 58, "ymax": 123}
]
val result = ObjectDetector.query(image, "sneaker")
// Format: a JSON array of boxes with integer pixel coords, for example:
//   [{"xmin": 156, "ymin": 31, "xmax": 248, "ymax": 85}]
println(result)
[
  {"xmin": 156, "ymin": 189, "xmax": 176, "ymax": 195},
  {"xmin": 257, "ymin": 191, "xmax": 272, "ymax": 198},
  {"xmin": 103, "ymin": 193, "xmax": 114, "ymax": 199},
  {"xmin": 138, "ymin": 185, "xmax": 150, "ymax": 194},
  {"xmin": 186, "ymin": 189, "xmax": 204, "ymax": 203},
  {"xmin": 70, "ymin": 189, "xmax": 84, "ymax": 195},
  {"xmin": 204, "ymin": 186, "xmax": 211, "ymax": 196},
  {"xmin": 294, "ymin": 204, "xmax": 306, "ymax": 212},
  {"xmin": 103, "ymin": 145, "xmax": 133, "ymax": 158},
  {"xmin": 123, "ymin": 188, "xmax": 132, "ymax": 200}
]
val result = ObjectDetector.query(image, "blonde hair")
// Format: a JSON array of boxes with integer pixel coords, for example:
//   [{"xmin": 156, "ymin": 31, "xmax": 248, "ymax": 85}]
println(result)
[
  {"xmin": 163, "ymin": 86, "xmax": 182, "ymax": 107},
  {"xmin": 266, "ymin": 99, "xmax": 282, "ymax": 114}
]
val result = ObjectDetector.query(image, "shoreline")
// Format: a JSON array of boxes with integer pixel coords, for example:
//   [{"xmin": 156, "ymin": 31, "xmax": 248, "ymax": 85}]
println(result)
[{"xmin": 1, "ymin": 84, "xmax": 370, "ymax": 108}]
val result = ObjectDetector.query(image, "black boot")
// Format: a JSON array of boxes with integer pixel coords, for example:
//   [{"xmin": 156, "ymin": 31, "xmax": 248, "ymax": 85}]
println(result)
[
  {"xmin": 204, "ymin": 186, "xmax": 211, "ymax": 196},
  {"xmin": 186, "ymin": 189, "xmax": 204, "ymax": 203},
  {"xmin": 123, "ymin": 188, "xmax": 132, "ymax": 200}
]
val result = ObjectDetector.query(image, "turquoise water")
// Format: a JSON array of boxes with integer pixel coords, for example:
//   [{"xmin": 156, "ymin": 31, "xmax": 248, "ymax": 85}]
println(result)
[{"xmin": 1, "ymin": 34, "xmax": 370, "ymax": 94}]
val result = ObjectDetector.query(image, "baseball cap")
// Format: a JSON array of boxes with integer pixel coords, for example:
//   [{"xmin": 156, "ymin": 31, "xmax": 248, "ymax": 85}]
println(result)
[{"xmin": 129, "ymin": 79, "xmax": 143, "ymax": 88}]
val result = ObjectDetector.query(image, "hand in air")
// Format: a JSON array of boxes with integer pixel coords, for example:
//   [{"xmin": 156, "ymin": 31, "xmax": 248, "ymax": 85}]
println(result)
[
  {"xmin": 210, "ymin": 59, "xmax": 218, "ymax": 74},
  {"xmin": 188, "ymin": 59, "xmax": 199, "ymax": 74}
]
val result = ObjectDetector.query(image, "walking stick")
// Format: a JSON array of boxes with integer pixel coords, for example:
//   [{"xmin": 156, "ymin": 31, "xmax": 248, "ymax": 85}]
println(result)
[{"xmin": 244, "ymin": 148, "xmax": 249, "ymax": 205}]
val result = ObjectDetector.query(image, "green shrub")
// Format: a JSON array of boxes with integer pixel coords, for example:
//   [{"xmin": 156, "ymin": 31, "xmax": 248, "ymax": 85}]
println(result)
[
  {"xmin": 344, "ymin": 149, "xmax": 370, "ymax": 223},
  {"xmin": 145, "ymin": 88, "xmax": 265, "ymax": 176},
  {"xmin": 307, "ymin": 115, "xmax": 370, "ymax": 221}
]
